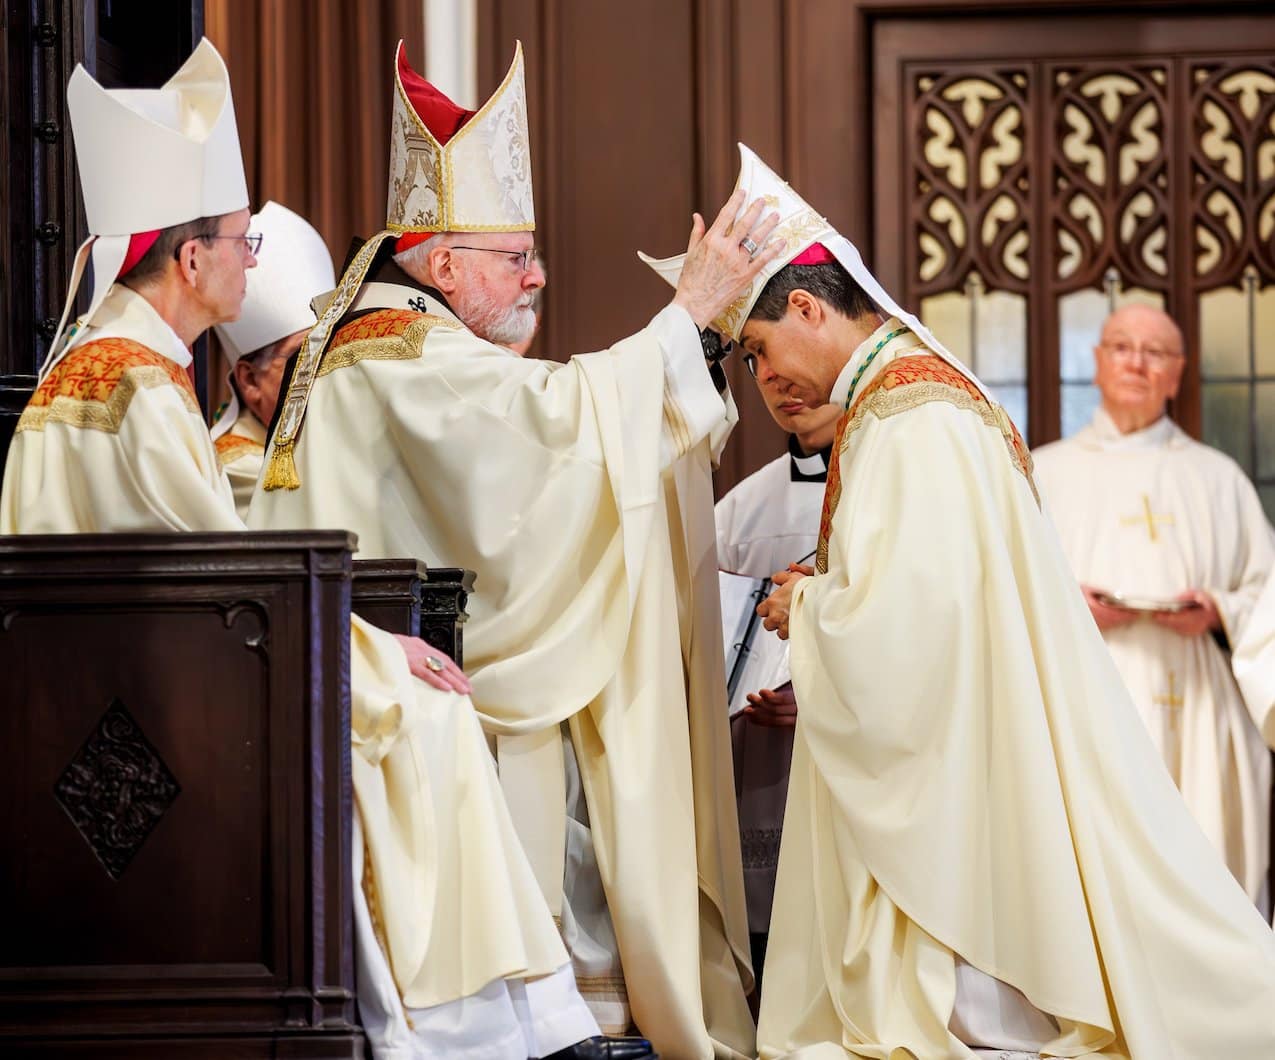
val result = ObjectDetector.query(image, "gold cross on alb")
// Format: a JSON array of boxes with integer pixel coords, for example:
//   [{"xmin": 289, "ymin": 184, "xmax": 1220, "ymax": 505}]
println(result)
[
  {"xmin": 1154, "ymin": 671, "xmax": 1185, "ymax": 729},
  {"xmin": 1121, "ymin": 494, "xmax": 1174, "ymax": 542}
]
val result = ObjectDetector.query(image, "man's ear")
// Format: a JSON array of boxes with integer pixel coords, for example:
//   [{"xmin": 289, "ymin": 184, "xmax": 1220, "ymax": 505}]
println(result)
[
  {"xmin": 788, "ymin": 289, "xmax": 824, "ymax": 327},
  {"xmin": 232, "ymin": 358, "xmax": 259, "ymax": 401},
  {"xmin": 428, "ymin": 245, "xmax": 458, "ymax": 294},
  {"xmin": 176, "ymin": 240, "xmax": 200, "ymax": 287}
]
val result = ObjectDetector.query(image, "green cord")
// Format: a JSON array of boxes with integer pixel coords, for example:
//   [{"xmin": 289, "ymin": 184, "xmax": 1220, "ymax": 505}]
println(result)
[{"xmin": 843, "ymin": 326, "xmax": 909, "ymax": 410}]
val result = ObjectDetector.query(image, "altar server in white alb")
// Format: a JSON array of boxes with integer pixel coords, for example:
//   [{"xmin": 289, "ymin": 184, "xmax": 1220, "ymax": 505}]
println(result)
[
  {"xmin": 1034, "ymin": 304, "xmax": 1275, "ymax": 911},
  {"xmin": 250, "ymin": 41, "xmax": 784, "ymax": 1060},
  {"xmin": 212, "ymin": 201, "xmax": 335, "ymax": 518},
  {"xmin": 646, "ymin": 143, "xmax": 1275, "ymax": 1058},
  {"xmin": 714, "ymin": 352, "xmax": 840, "ymax": 977},
  {"xmin": 0, "ymin": 41, "xmax": 636, "ymax": 1060}
]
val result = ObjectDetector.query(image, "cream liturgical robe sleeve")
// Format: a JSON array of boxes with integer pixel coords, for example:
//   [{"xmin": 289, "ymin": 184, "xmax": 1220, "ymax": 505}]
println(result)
[
  {"xmin": 348, "ymin": 613, "xmax": 567, "ymax": 1008},
  {"xmin": 1033, "ymin": 411, "xmax": 1275, "ymax": 906},
  {"xmin": 212, "ymin": 404, "xmax": 266, "ymax": 521},
  {"xmin": 759, "ymin": 351, "xmax": 1275, "ymax": 1060},
  {"xmin": 249, "ymin": 292, "xmax": 756, "ymax": 1060}
]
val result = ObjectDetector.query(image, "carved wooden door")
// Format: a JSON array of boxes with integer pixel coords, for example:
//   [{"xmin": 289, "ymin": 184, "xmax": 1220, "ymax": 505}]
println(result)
[{"xmin": 873, "ymin": 6, "xmax": 1275, "ymax": 513}]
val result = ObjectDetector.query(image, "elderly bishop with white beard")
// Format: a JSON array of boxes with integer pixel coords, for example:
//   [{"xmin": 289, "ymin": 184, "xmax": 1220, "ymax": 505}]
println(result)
[{"xmin": 249, "ymin": 41, "xmax": 785, "ymax": 1060}]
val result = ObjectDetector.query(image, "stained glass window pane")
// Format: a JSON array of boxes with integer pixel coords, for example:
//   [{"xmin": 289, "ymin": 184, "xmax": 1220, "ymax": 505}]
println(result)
[
  {"xmin": 1199, "ymin": 287, "xmax": 1249, "ymax": 379},
  {"xmin": 1058, "ymin": 289, "xmax": 1106, "ymax": 383},
  {"xmin": 1061, "ymin": 383, "xmax": 1102, "ymax": 437},
  {"xmin": 1255, "ymin": 381, "xmax": 1275, "ymax": 480},
  {"xmin": 1201, "ymin": 382, "xmax": 1253, "ymax": 475},
  {"xmin": 921, "ymin": 285, "xmax": 1028, "ymax": 434},
  {"xmin": 990, "ymin": 385, "xmax": 1028, "ymax": 436},
  {"xmin": 1259, "ymin": 486, "xmax": 1275, "ymax": 526},
  {"xmin": 976, "ymin": 290, "xmax": 1028, "ymax": 385},
  {"xmin": 1255, "ymin": 286, "xmax": 1275, "ymax": 377}
]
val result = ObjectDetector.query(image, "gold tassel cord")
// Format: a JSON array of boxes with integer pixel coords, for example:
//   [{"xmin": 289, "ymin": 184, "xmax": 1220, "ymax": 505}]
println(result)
[
  {"xmin": 262, "ymin": 437, "xmax": 300, "ymax": 491},
  {"xmin": 260, "ymin": 230, "xmax": 395, "ymax": 491}
]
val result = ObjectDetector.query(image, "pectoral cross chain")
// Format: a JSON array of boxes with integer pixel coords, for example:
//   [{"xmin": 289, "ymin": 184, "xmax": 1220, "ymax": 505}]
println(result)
[{"xmin": 1121, "ymin": 494, "xmax": 1174, "ymax": 542}]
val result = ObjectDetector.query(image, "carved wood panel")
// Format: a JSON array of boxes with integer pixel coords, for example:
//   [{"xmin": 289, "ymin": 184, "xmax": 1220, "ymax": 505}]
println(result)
[
  {"xmin": 876, "ymin": 4, "xmax": 1275, "ymax": 447},
  {"xmin": 0, "ymin": 531, "xmax": 363, "ymax": 1058}
]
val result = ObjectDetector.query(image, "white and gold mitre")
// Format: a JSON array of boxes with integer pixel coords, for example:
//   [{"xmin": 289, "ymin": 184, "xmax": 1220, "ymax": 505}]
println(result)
[
  {"xmin": 386, "ymin": 40, "xmax": 533, "ymax": 234},
  {"xmin": 69, "ymin": 37, "xmax": 247, "ymax": 238},
  {"xmin": 638, "ymin": 142, "xmax": 980, "ymax": 394},
  {"xmin": 215, "ymin": 202, "xmax": 334, "ymax": 365},
  {"xmin": 44, "ymin": 38, "xmax": 248, "ymax": 371},
  {"xmin": 639, "ymin": 144, "xmax": 834, "ymax": 341}
]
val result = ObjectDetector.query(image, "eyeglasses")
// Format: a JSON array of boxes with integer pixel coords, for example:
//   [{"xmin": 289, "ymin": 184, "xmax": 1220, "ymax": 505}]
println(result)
[
  {"xmin": 175, "ymin": 231, "xmax": 263, "ymax": 260},
  {"xmin": 450, "ymin": 245, "xmax": 538, "ymax": 273},
  {"xmin": 1100, "ymin": 339, "xmax": 1183, "ymax": 366}
]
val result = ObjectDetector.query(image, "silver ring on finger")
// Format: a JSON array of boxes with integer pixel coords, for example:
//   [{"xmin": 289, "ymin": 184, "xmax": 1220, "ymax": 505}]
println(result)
[
  {"xmin": 739, "ymin": 235, "xmax": 759, "ymax": 256},
  {"xmin": 425, "ymin": 656, "xmax": 444, "ymax": 673}
]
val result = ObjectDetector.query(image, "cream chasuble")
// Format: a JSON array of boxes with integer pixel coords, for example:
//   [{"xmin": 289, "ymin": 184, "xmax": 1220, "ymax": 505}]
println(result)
[
  {"xmin": 212, "ymin": 403, "xmax": 266, "ymax": 521},
  {"xmin": 249, "ymin": 281, "xmax": 756, "ymax": 1060},
  {"xmin": 1034, "ymin": 409, "xmax": 1275, "ymax": 907},
  {"xmin": 0, "ymin": 280, "xmax": 570, "ymax": 1037},
  {"xmin": 757, "ymin": 321, "xmax": 1275, "ymax": 1060}
]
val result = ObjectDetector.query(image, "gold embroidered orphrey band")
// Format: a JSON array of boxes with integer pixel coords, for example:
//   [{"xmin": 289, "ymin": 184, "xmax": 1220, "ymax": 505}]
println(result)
[{"xmin": 263, "ymin": 230, "xmax": 395, "ymax": 490}]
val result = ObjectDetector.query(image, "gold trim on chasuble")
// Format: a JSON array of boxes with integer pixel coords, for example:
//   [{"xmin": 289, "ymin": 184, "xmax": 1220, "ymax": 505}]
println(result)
[
  {"xmin": 317, "ymin": 309, "xmax": 456, "ymax": 378},
  {"xmin": 214, "ymin": 432, "xmax": 265, "ymax": 467},
  {"xmin": 815, "ymin": 354, "xmax": 1038, "ymax": 574},
  {"xmin": 16, "ymin": 338, "xmax": 197, "ymax": 435}
]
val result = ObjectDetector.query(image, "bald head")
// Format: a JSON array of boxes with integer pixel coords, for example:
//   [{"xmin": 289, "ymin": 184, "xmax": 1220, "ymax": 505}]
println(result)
[
  {"xmin": 1093, "ymin": 303, "xmax": 1186, "ymax": 434},
  {"xmin": 1099, "ymin": 304, "xmax": 1184, "ymax": 356}
]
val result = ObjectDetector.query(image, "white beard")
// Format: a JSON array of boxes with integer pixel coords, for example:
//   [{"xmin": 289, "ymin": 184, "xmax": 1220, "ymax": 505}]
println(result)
[{"xmin": 455, "ymin": 287, "xmax": 537, "ymax": 347}]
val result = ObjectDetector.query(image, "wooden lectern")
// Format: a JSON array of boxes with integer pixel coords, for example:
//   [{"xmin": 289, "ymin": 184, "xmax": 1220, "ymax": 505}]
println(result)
[{"xmin": 0, "ymin": 532, "xmax": 362, "ymax": 1057}]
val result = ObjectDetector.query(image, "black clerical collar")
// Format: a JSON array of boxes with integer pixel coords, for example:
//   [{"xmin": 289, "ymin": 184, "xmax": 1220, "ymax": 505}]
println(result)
[{"xmin": 788, "ymin": 433, "xmax": 831, "ymax": 482}]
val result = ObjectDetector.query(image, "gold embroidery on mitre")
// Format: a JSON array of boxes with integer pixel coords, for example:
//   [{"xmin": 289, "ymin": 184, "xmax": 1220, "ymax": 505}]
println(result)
[
  {"xmin": 17, "ymin": 339, "xmax": 197, "ymax": 435},
  {"xmin": 714, "ymin": 207, "xmax": 834, "ymax": 340},
  {"xmin": 386, "ymin": 41, "xmax": 534, "ymax": 234}
]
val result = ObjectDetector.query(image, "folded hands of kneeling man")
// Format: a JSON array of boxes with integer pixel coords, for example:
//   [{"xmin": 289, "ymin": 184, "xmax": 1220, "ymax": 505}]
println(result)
[{"xmin": 758, "ymin": 562, "xmax": 814, "ymax": 640}]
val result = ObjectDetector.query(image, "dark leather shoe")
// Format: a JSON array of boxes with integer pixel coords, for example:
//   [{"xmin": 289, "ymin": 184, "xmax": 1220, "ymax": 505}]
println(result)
[{"xmin": 537, "ymin": 1034, "xmax": 657, "ymax": 1060}]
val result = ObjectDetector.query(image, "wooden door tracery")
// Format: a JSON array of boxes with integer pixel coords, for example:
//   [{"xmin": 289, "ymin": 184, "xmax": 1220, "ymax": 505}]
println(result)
[{"xmin": 874, "ymin": 7, "xmax": 1275, "ymax": 511}]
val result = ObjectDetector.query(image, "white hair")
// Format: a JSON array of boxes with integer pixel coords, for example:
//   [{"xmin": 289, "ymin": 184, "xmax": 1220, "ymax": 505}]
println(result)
[{"xmin": 392, "ymin": 233, "xmax": 449, "ymax": 278}]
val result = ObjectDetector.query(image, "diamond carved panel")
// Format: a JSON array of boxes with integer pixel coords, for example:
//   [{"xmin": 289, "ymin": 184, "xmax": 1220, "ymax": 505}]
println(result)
[{"xmin": 53, "ymin": 698, "xmax": 181, "ymax": 881}]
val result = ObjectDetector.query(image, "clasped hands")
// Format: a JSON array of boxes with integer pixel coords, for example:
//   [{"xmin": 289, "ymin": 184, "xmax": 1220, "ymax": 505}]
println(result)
[{"xmin": 756, "ymin": 562, "xmax": 815, "ymax": 641}]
